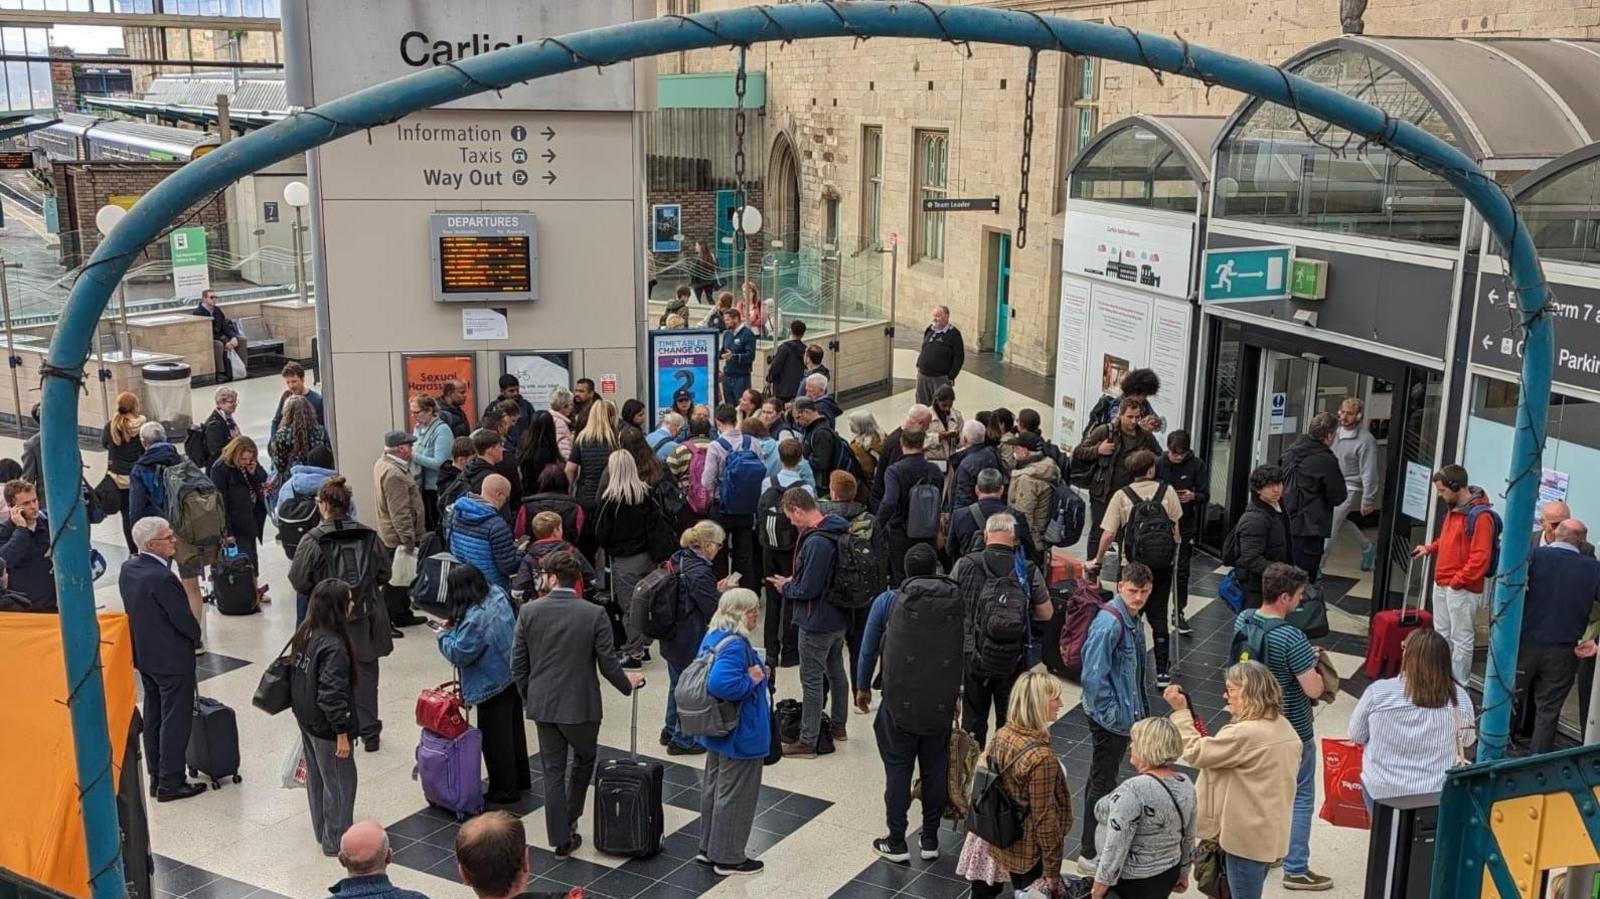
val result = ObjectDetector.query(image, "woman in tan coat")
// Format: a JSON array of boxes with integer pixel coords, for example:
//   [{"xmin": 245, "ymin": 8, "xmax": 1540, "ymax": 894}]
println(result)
[{"xmin": 1163, "ymin": 661, "xmax": 1300, "ymax": 899}]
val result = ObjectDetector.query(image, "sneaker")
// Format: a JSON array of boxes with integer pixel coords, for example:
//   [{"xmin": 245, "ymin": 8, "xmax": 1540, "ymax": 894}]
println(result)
[
  {"xmin": 918, "ymin": 834, "xmax": 940, "ymax": 861},
  {"xmin": 781, "ymin": 741, "xmax": 817, "ymax": 759},
  {"xmin": 621, "ymin": 655, "xmax": 643, "ymax": 670},
  {"xmin": 667, "ymin": 742, "xmax": 707, "ymax": 756},
  {"xmin": 1155, "ymin": 672, "xmax": 1172, "ymax": 690},
  {"xmin": 714, "ymin": 858, "xmax": 764, "ymax": 876},
  {"xmin": 693, "ymin": 853, "xmax": 712, "ymax": 866},
  {"xmin": 1077, "ymin": 855, "xmax": 1098, "ymax": 877},
  {"xmin": 1174, "ymin": 611, "xmax": 1193, "ymax": 636},
  {"xmin": 831, "ymin": 722, "xmax": 849, "ymax": 742},
  {"xmin": 1283, "ymin": 871, "xmax": 1334, "ymax": 891},
  {"xmin": 1360, "ymin": 541, "xmax": 1377, "ymax": 572},
  {"xmin": 873, "ymin": 837, "xmax": 910, "ymax": 863}
]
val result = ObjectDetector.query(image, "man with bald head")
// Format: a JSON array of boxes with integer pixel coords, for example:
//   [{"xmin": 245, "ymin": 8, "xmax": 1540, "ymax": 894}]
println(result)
[
  {"xmin": 1517, "ymin": 518, "xmax": 1600, "ymax": 752},
  {"xmin": 916, "ymin": 304, "xmax": 965, "ymax": 405},
  {"xmin": 1535, "ymin": 500, "xmax": 1596, "ymax": 556},
  {"xmin": 871, "ymin": 405, "xmax": 935, "ymax": 511},
  {"xmin": 448, "ymin": 473, "xmax": 522, "ymax": 592},
  {"xmin": 329, "ymin": 821, "xmax": 428, "ymax": 898}
]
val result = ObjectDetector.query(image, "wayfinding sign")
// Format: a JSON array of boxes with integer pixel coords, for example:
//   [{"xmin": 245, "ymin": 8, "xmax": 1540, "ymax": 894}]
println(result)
[
  {"xmin": 1471, "ymin": 277, "xmax": 1600, "ymax": 393},
  {"xmin": 922, "ymin": 197, "xmax": 1000, "ymax": 212},
  {"xmin": 1201, "ymin": 246, "xmax": 1294, "ymax": 303}
]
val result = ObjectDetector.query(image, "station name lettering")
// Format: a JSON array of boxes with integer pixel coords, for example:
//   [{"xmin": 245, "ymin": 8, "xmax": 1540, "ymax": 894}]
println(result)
[
  {"xmin": 444, "ymin": 216, "xmax": 523, "ymax": 229},
  {"xmin": 400, "ymin": 31, "xmax": 526, "ymax": 67}
]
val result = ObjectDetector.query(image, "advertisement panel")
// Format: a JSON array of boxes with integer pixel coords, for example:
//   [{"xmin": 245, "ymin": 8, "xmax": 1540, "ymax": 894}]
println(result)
[
  {"xmin": 1053, "ymin": 275, "xmax": 1192, "ymax": 443},
  {"xmin": 648, "ymin": 329, "xmax": 719, "ymax": 420},
  {"xmin": 502, "ymin": 351, "xmax": 573, "ymax": 411},
  {"xmin": 1063, "ymin": 208, "xmax": 1194, "ymax": 302},
  {"xmin": 402, "ymin": 354, "xmax": 477, "ymax": 430}
]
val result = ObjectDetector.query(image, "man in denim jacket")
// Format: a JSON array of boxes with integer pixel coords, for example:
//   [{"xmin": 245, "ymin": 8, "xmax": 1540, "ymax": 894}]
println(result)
[{"xmin": 1077, "ymin": 562, "xmax": 1152, "ymax": 874}]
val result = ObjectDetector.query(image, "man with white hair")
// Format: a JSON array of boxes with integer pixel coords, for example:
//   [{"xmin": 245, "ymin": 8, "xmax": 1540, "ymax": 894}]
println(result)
[
  {"xmin": 915, "ymin": 304, "xmax": 965, "ymax": 405},
  {"xmin": 948, "ymin": 420, "xmax": 998, "ymax": 512},
  {"xmin": 1534, "ymin": 500, "xmax": 1596, "ymax": 557},
  {"xmin": 646, "ymin": 411, "xmax": 686, "ymax": 461},
  {"xmin": 129, "ymin": 420, "xmax": 208, "ymax": 643},
  {"xmin": 329, "ymin": 821, "xmax": 428, "ymax": 898},
  {"xmin": 121, "ymin": 516, "xmax": 204, "ymax": 802},
  {"xmin": 871, "ymin": 405, "xmax": 936, "ymax": 511},
  {"xmin": 803, "ymin": 372, "xmax": 843, "ymax": 425}
]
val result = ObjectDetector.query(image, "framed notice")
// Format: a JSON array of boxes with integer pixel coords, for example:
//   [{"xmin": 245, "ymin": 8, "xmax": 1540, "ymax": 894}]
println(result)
[
  {"xmin": 647, "ymin": 329, "xmax": 719, "ymax": 420},
  {"xmin": 402, "ymin": 353, "xmax": 477, "ymax": 430},
  {"xmin": 650, "ymin": 204, "xmax": 683, "ymax": 253},
  {"xmin": 502, "ymin": 351, "xmax": 574, "ymax": 412}
]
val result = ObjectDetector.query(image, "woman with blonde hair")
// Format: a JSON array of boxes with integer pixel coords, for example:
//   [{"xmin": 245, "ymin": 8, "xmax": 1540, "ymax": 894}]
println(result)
[
  {"xmin": 1162, "ymin": 662, "xmax": 1301, "ymax": 899},
  {"xmin": 101, "ymin": 390, "xmax": 146, "ymax": 552},
  {"xmin": 1087, "ymin": 717, "xmax": 1196, "ymax": 898},
  {"xmin": 739, "ymin": 280, "xmax": 766, "ymax": 337},
  {"xmin": 1349, "ymin": 628, "xmax": 1475, "ymax": 809},
  {"xmin": 657, "ymin": 519, "xmax": 738, "ymax": 754},
  {"xmin": 693, "ymin": 587, "xmax": 771, "ymax": 876},
  {"xmin": 594, "ymin": 447, "xmax": 652, "ymax": 658},
  {"xmin": 567, "ymin": 398, "xmax": 619, "ymax": 565},
  {"xmin": 960, "ymin": 668, "xmax": 1073, "ymax": 898},
  {"xmin": 209, "ymin": 435, "xmax": 269, "ymax": 566},
  {"xmin": 846, "ymin": 411, "xmax": 885, "ymax": 483}
]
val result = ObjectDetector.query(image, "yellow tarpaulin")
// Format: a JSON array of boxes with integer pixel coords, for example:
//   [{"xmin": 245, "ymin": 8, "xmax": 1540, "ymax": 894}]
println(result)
[{"xmin": 0, "ymin": 612, "xmax": 137, "ymax": 898}]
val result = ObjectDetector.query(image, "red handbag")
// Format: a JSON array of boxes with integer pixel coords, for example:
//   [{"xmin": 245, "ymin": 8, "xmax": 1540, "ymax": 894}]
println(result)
[
  {"xmin": 1318, "ymin": 738, "xmax": 1371, "ymax": 829},
  {"xmin": 416, "ymin": 681, "xmax": 468, "ymax": 739}
]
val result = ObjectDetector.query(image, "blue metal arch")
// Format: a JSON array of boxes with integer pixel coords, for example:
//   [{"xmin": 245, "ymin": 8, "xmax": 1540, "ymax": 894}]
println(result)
[{"xmin": 42, "ymin": 4, "xmax": 1552, "ymax": 897}]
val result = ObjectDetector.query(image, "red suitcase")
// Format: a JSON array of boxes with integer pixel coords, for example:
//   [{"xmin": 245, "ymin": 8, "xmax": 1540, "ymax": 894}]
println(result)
[{"xmin": 1365, "ymin": 608, "xmax": 1433, "ymax": 678}]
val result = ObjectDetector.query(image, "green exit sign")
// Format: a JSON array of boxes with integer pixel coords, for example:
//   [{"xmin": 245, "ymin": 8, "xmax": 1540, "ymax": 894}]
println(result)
[{"xmin": 1291, "ymin": 258, "xmax": 1328, "ymax": 300}]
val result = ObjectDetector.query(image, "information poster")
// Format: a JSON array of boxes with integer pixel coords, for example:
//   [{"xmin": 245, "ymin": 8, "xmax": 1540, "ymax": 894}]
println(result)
[
  {"xmin": 1540, "ymin": 468, "xmax": 1570, "ymax": 504},
  {"xmin": 1402, "ymin": 461, "xmax": 1432, "ymax": 521},
  {"xmin": 1053, "ymin": 274, "xmax": 1191, "ymax": 444},
  {"xmin": 651, "ymin": 204, "xmax": 682, "ymax": 253},
  {"xmin": 169, "ymin": 227, "xmax": 211, "ymax": 300},
  {"xmin": 502, "ymin": 351, "xmax": 573, "ymax": 411},
  {"xmin": 402, "ymin": 353, "xmax": 476, "ymax": 430},
  {"xmin": 648, "ymin": 329, "xmax": 719, "ymax": 419}
]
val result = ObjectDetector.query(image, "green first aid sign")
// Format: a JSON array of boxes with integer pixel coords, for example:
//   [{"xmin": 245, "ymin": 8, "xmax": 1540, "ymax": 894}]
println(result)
[
  {"xmin": 169, "ymin": 226, "xmax": 211, "ymax": 299},
  {"xmin": 1201, "ymin": 246, "xmax": 1293, "ymax": 303}
]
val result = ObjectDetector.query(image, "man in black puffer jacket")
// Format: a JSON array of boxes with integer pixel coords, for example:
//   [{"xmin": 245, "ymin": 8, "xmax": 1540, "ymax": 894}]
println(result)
[
  {"xmin": 1275, "ymin": 412, "xmax": 1348, "ymax": 581},
  {"xmin": 1226, "ymin": 464, "xmax": 1293, "ymax": 609}
]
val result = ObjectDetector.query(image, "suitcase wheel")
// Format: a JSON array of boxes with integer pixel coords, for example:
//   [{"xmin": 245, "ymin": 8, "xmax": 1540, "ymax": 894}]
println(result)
[
  {"xmin": 209, "ymin": 779, "xmax": 220, "ymax": 790},
  {"xmin": 232, "ymin": 774, "xmax": 242, "ymax": 784},
  {"xmin": 188, "ymin": 767, "xmax": 197, "ymax": 778}
]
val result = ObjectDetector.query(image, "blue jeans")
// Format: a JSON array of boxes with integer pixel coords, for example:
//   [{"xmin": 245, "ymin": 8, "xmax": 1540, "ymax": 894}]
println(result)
[
  {"xmin": 1225, "ymin": 853, "xmax": 1271, "ymax": 899},
  {"xmin": 1285, "ymin": 738, "xmax": 1316, "ymax": 875},
  {"xmin": 723, "ymin": 372, "xmax": 750, "ymax": 405},
  {"xmin": 295, "ymin": 591, "xmax": 309, "ymax": 626},
  {"xmin": 664, "ymin": 661, "xmax": 693, "ymax": 749}
]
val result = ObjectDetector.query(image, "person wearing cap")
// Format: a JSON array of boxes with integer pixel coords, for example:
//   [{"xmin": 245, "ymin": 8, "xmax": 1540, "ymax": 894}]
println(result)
[
  {"xmin": 374, "ymin": 430, "xmax": 426, "ymax": 629},
  {"xmin": 1007, "ymin": 431, "xmax": 1062, "ymax": 558},
  {"xmin": 671, "ymin": 388, "xmax": 696, "ymax": 431}
]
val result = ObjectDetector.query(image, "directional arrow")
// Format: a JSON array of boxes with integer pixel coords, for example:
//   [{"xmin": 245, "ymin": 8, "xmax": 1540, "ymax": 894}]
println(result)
[
  {"xmin": 542, "ymin": 170, "xmax": 557, "ymax": 185},
  {"xmin": 541, "ymin": 148, "xmax": 557, "ymax": 163},
  {"xmin": 541, "ymin": 125, "xmax": 556, "ymax": 140},
  {"xmin": 1488, "ymin": 288, "xmax": 1499, "ymax": 304},
  {"xmin": 1482, "ymin": 334, "xmax": 1493, "ymax": 350}
]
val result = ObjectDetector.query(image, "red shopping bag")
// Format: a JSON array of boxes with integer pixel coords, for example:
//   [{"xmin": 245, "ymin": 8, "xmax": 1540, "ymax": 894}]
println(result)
[{"xmin": 1318, "ymin": 738, "xmax": 1370, "ymax": 829}]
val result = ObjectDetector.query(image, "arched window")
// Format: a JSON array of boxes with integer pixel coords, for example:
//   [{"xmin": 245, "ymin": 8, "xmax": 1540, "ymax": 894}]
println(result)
[
  {"xmin": 1070, "ymin": 124, "xmax": 1200, "ymax": 213},
  {"xmin": 1519, "ymin": 158, "xmax": 1600, "ymax": 266},
  {"xmin": 1212, "ymin": 49, "xmax": 1463, "ymax": 246}
]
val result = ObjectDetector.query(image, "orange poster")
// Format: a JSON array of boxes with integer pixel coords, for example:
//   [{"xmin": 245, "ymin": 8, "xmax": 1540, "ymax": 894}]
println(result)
[{"xmin": 402, "ymin": 354, "xmax": 476, "ymax": 430}]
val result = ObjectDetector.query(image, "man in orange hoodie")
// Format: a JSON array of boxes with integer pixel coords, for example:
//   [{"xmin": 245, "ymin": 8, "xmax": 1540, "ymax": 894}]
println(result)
[{"xmin": 1412, "ymin": 464, "xmax": 1501, "ymax": 684}]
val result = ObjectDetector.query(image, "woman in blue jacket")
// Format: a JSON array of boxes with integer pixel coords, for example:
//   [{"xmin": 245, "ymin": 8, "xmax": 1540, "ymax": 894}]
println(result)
[
  {"xmin": 661, "ymin": 520, "xmax": 733, "ymax": 755},
  {"xmin": 436, "ymin": 564, "xmax": 529, "ymax": 804},
  {"xmin": 696, "ymin": 588, "xmax": 771, "ymax": 877}
]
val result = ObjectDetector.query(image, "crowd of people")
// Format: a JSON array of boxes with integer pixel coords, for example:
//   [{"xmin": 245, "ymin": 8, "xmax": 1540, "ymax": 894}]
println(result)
[{"xmin": 51, "ymin": 302, "xmax": 1562, "ymax": 899}]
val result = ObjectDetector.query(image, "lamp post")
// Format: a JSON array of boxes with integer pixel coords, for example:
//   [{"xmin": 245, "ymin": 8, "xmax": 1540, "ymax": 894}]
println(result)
[
  {"xmin": 94, "ymin": 204, "xmax": 131, "ymax": 366},
  {"xmin": 283, "ymin": 180, "xmax": 310, "ymax": 306}
]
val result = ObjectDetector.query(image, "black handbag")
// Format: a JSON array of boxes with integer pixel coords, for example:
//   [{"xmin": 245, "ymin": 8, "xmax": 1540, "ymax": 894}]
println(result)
[
  {"xmin": 964, "ymin": 742, "xmax": 1041, "ymax": 849},
  {"xmin": 1287, "ymin": 582, "xmax": 1330, "ymax": 638},
  {"xmin": 92, "ymin": 474, "xmax": 121, "ymax": 517},
  {"xmin": 252, "ymin": 638, "xmax": 295, "ymax": 715}
]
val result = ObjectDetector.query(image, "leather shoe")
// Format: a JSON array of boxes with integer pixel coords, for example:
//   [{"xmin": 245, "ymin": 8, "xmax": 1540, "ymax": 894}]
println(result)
[
  {"xmin": 363, "ymin": 735, "xmax": 381, "ymax": 752},
  {"xmin": 155, "ymin": 782, "xmax": 206, "ymax": 802},
  {"xmin": 555, "ymin": 833, "xmax": 583, "ymax": 858},
  {"xmin": 780, "ymin": 741, "xmax": 817, "ymax": 759}
]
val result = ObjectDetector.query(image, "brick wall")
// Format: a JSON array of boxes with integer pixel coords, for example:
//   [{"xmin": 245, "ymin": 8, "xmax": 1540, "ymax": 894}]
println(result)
[
  {"xmin": 53, "ymin": 162, "xmax": 231, "ymax": 269},
  {"xmin": 48, "ymin": 48, "xmax": 77, "ymax": 113},
  {"xmin": 646, "ymin": 184, "xmax": 767, "ymax": 262},
  {"xmin": 660, "ymin": 0, "xmax": 1600, "ymax": 377}
]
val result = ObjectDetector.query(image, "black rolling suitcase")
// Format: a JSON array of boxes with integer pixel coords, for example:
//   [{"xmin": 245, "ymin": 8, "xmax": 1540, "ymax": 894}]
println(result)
[
  {"xmin": 592, "ymin": 689, "xmax": 664, "ymax": 858},
  {"xmin": 212, "ymin": 551, "xmax": 258, "ymax": 615},
  {"xmin": 187, "ymin": 696, "xmax": 242, "ymax": 789}
]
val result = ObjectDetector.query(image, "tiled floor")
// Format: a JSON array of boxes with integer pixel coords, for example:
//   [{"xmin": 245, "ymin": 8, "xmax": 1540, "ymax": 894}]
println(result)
[{"xmin": 151, "ymin": 855, "xmax": 292, "ymax": 899}]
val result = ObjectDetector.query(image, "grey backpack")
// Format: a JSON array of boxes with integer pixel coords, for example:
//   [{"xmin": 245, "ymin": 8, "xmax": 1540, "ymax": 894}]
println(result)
[{"xmin": 673, "ymin": 634, "xmax": 744, "ymax": 738}]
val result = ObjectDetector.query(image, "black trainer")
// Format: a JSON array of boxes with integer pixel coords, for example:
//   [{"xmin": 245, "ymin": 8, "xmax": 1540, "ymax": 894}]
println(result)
[
  {"xmin": 919, "ymin": 834, "xmax": 940, "ymax": 861},
  {"xmin": 714, "ymin": 858, "xmax": 764, "ymax": 876},
  {"xmin": 1174, "ymin": 610, "xmax": 1193, "ymax": 636},
  {"xmin": 873, "ymin": 837, "xmax": 910, "ymax": 863}
]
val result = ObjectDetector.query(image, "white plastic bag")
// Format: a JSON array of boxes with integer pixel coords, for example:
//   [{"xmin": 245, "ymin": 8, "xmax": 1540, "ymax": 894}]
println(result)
[
  {"xmin": 280, "ymin": 740, "xmax": 306, "ymax": 789},
  {"xmin": 226, "ymin": 348, "xmax": 247, "ymax": 380},
  {"xmin": 390, "ymin": 546, "xmax": 419, "ymax": 587}
]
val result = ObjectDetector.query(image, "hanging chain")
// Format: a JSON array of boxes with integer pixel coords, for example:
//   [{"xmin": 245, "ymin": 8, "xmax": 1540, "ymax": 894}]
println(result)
[
  {"xmin": 733, "ymin": 46, "xmax": 749, "ymax": 255},
  {"xmin": 1016, "ymin": 50, "xmax": 1038, "ymax": 249}
]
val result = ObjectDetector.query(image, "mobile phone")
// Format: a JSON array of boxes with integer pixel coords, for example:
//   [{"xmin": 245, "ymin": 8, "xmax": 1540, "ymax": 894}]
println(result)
[
  {"xmin": 425, "ymin": 619, "xmax": 443, "ymax": 631},
  {"xmin": 726, "ymin": 572, "xmax": 742, "ymax": 586}
]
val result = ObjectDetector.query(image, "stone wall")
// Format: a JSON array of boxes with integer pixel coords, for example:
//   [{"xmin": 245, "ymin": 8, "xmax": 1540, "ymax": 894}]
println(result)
[
  {"xmin": 53, "ymin": 161, "xmax": 231, "ymax": 269},
  {"xmin": 659, "ymin": 0, "xmax": 1600, "ymax": 377}
]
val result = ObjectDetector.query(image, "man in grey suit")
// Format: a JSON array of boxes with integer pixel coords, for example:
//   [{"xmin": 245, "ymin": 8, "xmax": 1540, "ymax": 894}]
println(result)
[{"xmin": 512, "ymin": 550, "xmax": 643, "ymax": 857}]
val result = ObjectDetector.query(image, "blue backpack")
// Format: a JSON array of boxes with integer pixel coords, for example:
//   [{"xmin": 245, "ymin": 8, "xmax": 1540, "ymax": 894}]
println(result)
[
  {"xmin": 1464, "ymin": 504, "xmax": 1504, "ymax": 579},
  {"xmin": 716, "ymin": 435, "xmax": 767, "ymax": 516}
]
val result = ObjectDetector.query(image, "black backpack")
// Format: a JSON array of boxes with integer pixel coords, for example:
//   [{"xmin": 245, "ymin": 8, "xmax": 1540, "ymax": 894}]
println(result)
[
  {"xmin": 810, "ymin": 519, "xmax": 886, "ymax": 610},
  {"xmin": 756, "ymin": 474, "xmax": 797, "ymax": 552},
  {"xmin": 184, "ymin": 425, "xmax": 213, "ymax": 468},
  {"xmin": 635, "ymin": 560, "xmax": 682, "ymax": 641},
  {"xmin": 1231, "ymin": 610, "xmax": 1291, "ymax": 666},
  {"xmin": 881, "ymin": 576, "xmax": 965, "ymax": 735},
  {"xmin": 437, "ymin": 475, "xmax": 470, "ymax": 524},
  {"xmin": 903, "ymin": 474, "xmax": 943, "ymax": 540},
  {"xmin": 1120, "ymin": 484, "xmax": 1176, "ymax": 569},
  {"xmin": 968, "ymin": 550, "xmax": 1033, "ymax": 679},
  {"xmin": 276, "ymin": 492, "xmax": 321, "ymax": 555},
  {"xmin": 319, "ymin": 527, "xmax": 376, "ymax": 597}
]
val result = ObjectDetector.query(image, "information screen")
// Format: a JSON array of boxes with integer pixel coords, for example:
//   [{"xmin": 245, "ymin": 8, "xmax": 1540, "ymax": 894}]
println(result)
[
  {"xmin": 438, "ymin": 234, "xmax": 531, "ymax": 295},
  {"xmin": 428, "ymin": 212, "xmax": 538, "ymax": 302}
]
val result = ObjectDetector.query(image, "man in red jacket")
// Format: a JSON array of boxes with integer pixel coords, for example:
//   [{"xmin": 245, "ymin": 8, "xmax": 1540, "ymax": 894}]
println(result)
[{"xmin": 1412, "ymin": 464, "xmax": 1500, "ymax": 684}]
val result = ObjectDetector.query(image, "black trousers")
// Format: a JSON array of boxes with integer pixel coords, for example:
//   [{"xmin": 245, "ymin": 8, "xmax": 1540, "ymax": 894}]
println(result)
[
  {"xmin": 1080, "ymin": 719, "xmax": 1130, "ymax": 861},
  {"xmin": 1112, "ymin": 865, "xmax": 1184, "ymax": 899},
  {"xmin": 715, "ymin": 516, "xmax": 761, "ymax": 594},
  {"xmin": 961, "ymin": 666, "xmax": 1018, "ymax": 748},
  {"xmin": 383, "ymin": 544, "xmax": 420, "ymax": 626},
  {"xmin": 1173, "ymin": 537, "xmax": 1194, "ymax": 613},
  {"xmin": 1290, "ymin": 535, "xmax": 1325, "ymax": 582},
  {"xmin": 117, "ymin": 486, "xmax": 136, "ymax": 554},
  {"xmin": 1146, "ymin": 563, "xmax": 1173, "ymax": 675},
  {"xmin": 845, "ymin": 606, "xmax": 870, "ymax": 693},
  {"xmin": 534, "ymin": 720, "xmax": 600, "ymax": 850},
  {"xmin": 761, "ymin": 546, "xmax": 799, "ymax": 667},
  {"xmin": 1086, "ymin": 497, "xmax": 1109, "ymax": 568},
  {"xmin": 874, "ymin": 707, "xmax": 949, "ymax": 844},
  {"xmin": 478, "ymin": 685, "xmax": 530, "ymax": 803},
  {"xmin": 140, "ymin": 670, "xmax": 195, "ymax": 793},
  {"xmin": 1515, "ymin": 643, "xmax": 1580, "ymax": 754},
  {"xmin": 886, "ymin": 529, "xmax": 935, "ymax": 587},
  {"xmin": 422, "ymin": 489, "xmax": 440, "ymax": 533}
]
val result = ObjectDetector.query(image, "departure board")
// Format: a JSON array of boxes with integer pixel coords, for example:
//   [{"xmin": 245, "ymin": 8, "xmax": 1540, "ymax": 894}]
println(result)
[
  {"xmin": 429, "ymin": 212, "xmax": 539, "ymax": 301},
  {"xmin": 439, "ymin": 235, "xmax": 531, "ymax": 294}
]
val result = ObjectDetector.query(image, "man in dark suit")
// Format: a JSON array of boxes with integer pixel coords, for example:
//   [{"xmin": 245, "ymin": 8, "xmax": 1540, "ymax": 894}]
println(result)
[
  {"xmin": 191, "ymin": 288, "xmax": 248, "ymax": 382},
  {"xmin": 1517, "ymin": 519, "xmax": 1600, "ymax": 753},
  {"xmin": 121, "ymin": 516, "xmax": 205, "ymax": 801},
  {"xmin": 511, "ymin": 550, "xmax": 643, "ymax": 858}
]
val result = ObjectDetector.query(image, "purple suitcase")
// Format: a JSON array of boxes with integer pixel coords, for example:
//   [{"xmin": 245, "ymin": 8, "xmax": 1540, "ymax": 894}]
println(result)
[{"xmin": 415, "ymin": 726, "xmax": 484, "ymax": 821}]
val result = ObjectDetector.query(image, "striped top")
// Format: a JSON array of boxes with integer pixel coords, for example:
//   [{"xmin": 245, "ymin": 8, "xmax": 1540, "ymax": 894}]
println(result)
[{"xmin": 1348, "ymin": 676, "xmax": 1476, "ymax": 800}]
